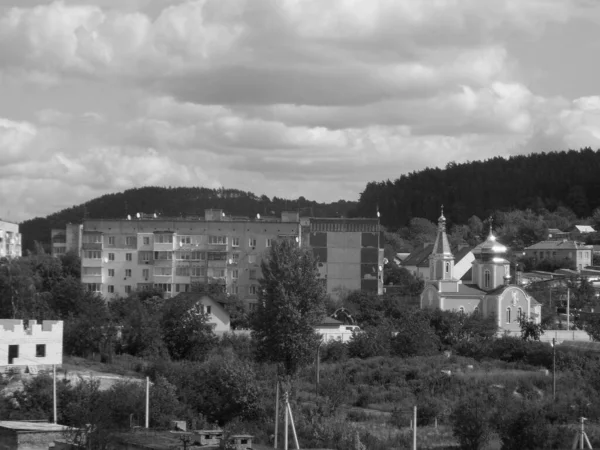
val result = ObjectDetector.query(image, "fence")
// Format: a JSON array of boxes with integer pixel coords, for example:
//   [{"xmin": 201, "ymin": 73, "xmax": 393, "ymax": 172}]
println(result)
[{"xmin": 501, "ymin": 329, "xmax": 591, "ymax": 343}]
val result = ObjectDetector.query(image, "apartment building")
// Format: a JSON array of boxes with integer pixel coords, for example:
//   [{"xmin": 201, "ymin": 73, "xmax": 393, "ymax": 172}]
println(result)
[
  {"xmin": 0, "ymin": 220, "xmax": 22, "ymax": 258},
  {"xmin": 51, "ymin": 224, "xmax": 83, "ymax": 257},
  {"xmin": 305, "ymin": 218, "xmax": 384, "ymax": 297},
  {"xmin": 80, "ymin": 210, "xmax": 301, "ymax": 306}
]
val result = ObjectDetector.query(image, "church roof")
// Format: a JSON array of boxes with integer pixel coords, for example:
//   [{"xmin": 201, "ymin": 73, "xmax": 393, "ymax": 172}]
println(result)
[{"xmin": 402, "ymin": 244, "xmax": 434, "ymax": 267}]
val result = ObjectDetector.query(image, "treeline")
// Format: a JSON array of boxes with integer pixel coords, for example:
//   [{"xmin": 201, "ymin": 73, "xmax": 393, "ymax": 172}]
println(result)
[
  {"xmin": 354, "ymin": 148, "xmax": 600, "ymax": 228},
  {"xmin": 19, "ymin": 186, "xmax": 357, "ymax": 252}
]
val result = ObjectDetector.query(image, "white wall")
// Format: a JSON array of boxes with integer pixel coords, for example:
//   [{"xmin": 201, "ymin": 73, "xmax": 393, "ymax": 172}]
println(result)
[{"xmin": 0, "ymin": 320, "xmax": 63, "ymax": 368}]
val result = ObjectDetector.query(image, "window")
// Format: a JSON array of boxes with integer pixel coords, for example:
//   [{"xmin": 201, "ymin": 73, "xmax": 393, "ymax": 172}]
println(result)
[
  {"xmin": 84, "ymin": 234, "xmax": 102, "ymax": 244},
  {"xmin": 211, "ymin": 268, "xmax": 225, "ymax": 278},
  {"xmin": 249, "ymin": 238, "xmax": 257, "ymax": 248},
  {"xmin": 248, "ymin": 302, "xmax": 259, "ymax": 312},
  {"xmin": 108, "ymin": 285, "xmax": 115, "ymax": 293},
  {"xmin": 108, "ymin": 236, "xmax": 115, "ymax": 245},
  {"xmin": 143, "ymin": 236, "xmax": 150, "ymax": 245},
  {"xmin": 156, "ymin": 234, "xmax": 173, "ymax": 244},
  {"xmin": 154, "ymin": 267, "xmax": 172, "ymax": 276},
  {"xmin": 230, "ymin": 285, "xmax": 239, "ymax": 295},
  {"xmin": 176, "ymin": 251, "xmax": 191, "ymax": 260},
  {"xmin": 125, "ymin": 269, "xmax": 132, "ymax": 277},
  {"xmin": 126, "ymin": 253, "xmax": 132, "ymax": 261},
  {"xmin": 191, "ymin": 266, "xmax": 206, "ymax": 277},
  {"xmin": 232, "ymin": 269, "xmax": 239, "ymax": 280},
  {"xmin": 249, "ymin": 285, "xmax": 257, "ymax": 295},
  {"xmin": 190, "ymin": 251, "xmax": 205, "ymax": 260},
  {"xmin": 82, "ymin": 267, "xmax": 101, "ymax": 276},
  {"xmin": 232, "ymin": 237, "xmax": 240, "ymax": 247},
  {"xmin": 84, "ymin": 250, "xmax": 101, "ymax": 259},
  {"xmin": 175, "ymin": 284, "xmax": 190, "ymax": 293},
  {"xmin": 8, "ymin": 345, "xmax": 18, "ymax": 364},
  {"xmin": 142, "ymin": 269, "xmax": 149, "ymax": 279},
  {"xmin": 209, "ymin": 236, "xmax": 227, "ymax": 245},
  {"xmin": 484, "ymin": 270, "xmax": 491, "ymax": 288},
  {"xmin": 517, "ymin": 307, "xmax": 523, "ymax": 320},
  {"xmin": 86, "ymin": 283, "xmax": 102, "ymax": 292},
  {"xmin": 208, "ymin": 251, "xmax": 226, "ymax": 261},
  {"xmin": 154, "ymin": 283, "xmax": 172, "ymax": 292},
  {"xmin": 445, "ymin": 262, "xmax": 450, "ymax": 274},
  {"xmin": 248, "ymin": 255, "xmax": 256, "ymax": 264},
  {"xmin": 140, "ymin": 251, "xmax": 152, "ymax": 262},
  {"xmin": 126, "ymin": 236, "xmax": 136, "ymax": 246},
  {"xmin": 506, "ymin": 307, "xmax": 511, "ymax": 324},
  {"xmin": 36, "ymin": 344, "xmax": 46, "ymax": 358},
  {"xmin": 232, "ymin": 253, "xmax": 240, "ymax": 263},
  {"xmin": 473, "ymin": 306, "xmax": 479, "ymax": 316},
  {"xmin": 206, "ymin": 305, "xmax": 212, "ymax": 315},
  {"xmin": 154, "ymin": 251, "xmax": 172, "ymax": 260},
  {"xmin": 249, "ymin": 269, "xmax": 257, "ymax": 280},
  {"xmin": 179, "ymin": 236, "xmax": 191, "ymax": 245},
  {"xmin": 108, "ymin": 253, "xmax": 115, "ymax": 261},
  {"xmin": 176, "ymin": 266, "xmax": 190, "ymax": 276},
  {"xmin": 124, "ymin": 285, "xmax": 132, "ymax": 294},
  {"xmin": 266, "ymin": 238, "xmax": 272, "ymax": 247},
  {"xmin": 108, "ymin": 269, "xmax": 115, "ymax": 277}
]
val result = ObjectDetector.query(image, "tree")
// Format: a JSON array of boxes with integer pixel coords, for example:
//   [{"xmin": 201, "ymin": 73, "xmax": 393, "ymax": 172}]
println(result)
[
  {"xmin": 518, "ymin": 315, "xmax": 544, "ymax": 341},
  {"xmin": 497, "ymin": 404, "xmax": 550, "ymax": 450},
  {"xmin": 250, "ymin": 239, "xmax": 326, "ymax": 378},
  {"xmin": 160, "ymin": 296, "xmax": 218, "ymax": 361},
  {"xmin": 450, "ymin": 396, "xmax": 493, "ymax": 450}
]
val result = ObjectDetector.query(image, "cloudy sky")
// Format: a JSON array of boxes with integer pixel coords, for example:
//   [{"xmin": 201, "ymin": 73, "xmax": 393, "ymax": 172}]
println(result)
[{"xmin": 2, "ymin": 0, "xmax": 600, "ymax": 222}]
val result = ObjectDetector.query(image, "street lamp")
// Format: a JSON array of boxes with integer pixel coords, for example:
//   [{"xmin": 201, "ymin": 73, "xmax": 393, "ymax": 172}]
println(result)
[{"xmin": 551, "ymin": 338, "xmax": 556, "ymax": 401}]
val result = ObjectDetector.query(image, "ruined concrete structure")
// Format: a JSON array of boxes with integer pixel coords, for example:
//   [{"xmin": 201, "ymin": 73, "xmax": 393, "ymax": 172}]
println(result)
[
  {"xmin": 0, "ymin": 320, "xmax": 63, "ymax": 370},
  {"xmin": 0, "ymin": 220, "xmax": 21, "ymax": 259}
]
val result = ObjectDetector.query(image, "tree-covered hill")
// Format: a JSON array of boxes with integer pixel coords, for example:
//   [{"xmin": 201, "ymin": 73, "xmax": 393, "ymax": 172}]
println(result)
[
  {"xmin": 353, "ymin": 148, "xmax": 600, "ymax": 229},
  {"xmin": 20, "ymin": 186, "xmax": 357, "ymax": 252}
]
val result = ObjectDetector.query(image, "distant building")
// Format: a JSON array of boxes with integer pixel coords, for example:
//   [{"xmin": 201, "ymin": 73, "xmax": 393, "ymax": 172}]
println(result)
[
  {"xmin": 0, "ymin": 220, "xmax": 21, "ymax": 258},
  {"xmin": 314, "ymin": 317, "xmax": 360, "ymax": 343},
  {"xmin": 421, "ymin": 210, "xmax": 541, "ymax": 332},
  {"xmin": 572, "ymin": 225, "xmax": 595, "ymax": 234},
  {"xmin": 403, "ymin": 242, "xmax": 474, "ymax": 282},
  {"xmin": 524, "ymin": 240, "xmax": 593, "ymax": 271},
  {"xmin": 547, "ymin": 228, "xmax": 569, "ymax": 241},
  {"xmin": 170, "ymin": 292, "xmax": 232, "ymax": 333},
  {"xmin": 305, "ymin": 218, "xmax": 384, "ymax": 297},
  {"xmin": 51, "ymin": 224, "xmax": 83, "ymax": 257},
  {"xmin": 80, "ymin": 210, "xmax": 301, "ymax": 308},
  {"xmin": 0, "ymin": 320, "xmax": 63, "ymax": 372}
]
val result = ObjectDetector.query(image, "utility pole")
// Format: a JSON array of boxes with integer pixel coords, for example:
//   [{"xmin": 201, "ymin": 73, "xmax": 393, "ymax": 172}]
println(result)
[
  {"xmin": 413, "ymin": 405, "xmax": 417, "ymax": 450},
  {"xmin": 53, "ymin": 364, "xmax": 57, "ymax": 424},
  {"xmin": 567, "ymin": 288, "xmax": 571, "ymax": 331},
  {"xmin": 552, "ymin": 338, "xmax": 556, "ymax": 401},
  {"xmin": 145, "ymin": 377, "xmax": 150, "ymax": 429},
  {"xmin": 571, "ymin": 417, "xmax": 592, "ymax": 449}
]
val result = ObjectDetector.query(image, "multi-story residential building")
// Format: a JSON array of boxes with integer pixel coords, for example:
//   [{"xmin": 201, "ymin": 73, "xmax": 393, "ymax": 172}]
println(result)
[
  {"xmin": 524, "ymin": 240, "xmax": 593, "ymax": 271},
  {"xmin": 0, "ymin": 220, "xmax": 22, "ymax": 258},
  {"xmin": 305, "ymin": 218, "xmax": 384, "ymax": 297},
  {"xmin": 80, "ymin": 210, "xmax": 301, "ymax": 307},
  {"xmin": 51, "ymin": 224, "xmax": 83, "ymax": 257}
]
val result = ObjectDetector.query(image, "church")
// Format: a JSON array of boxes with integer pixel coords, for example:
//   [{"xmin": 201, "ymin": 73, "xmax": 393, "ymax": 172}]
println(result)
[{"xmin": 420, "ymin": 209, "xmax": 541, "ymax": 332}]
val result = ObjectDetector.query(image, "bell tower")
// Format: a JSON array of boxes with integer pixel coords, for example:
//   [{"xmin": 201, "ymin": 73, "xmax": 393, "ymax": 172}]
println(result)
[{"xmin": 430, "ymin": 206, "xmax": 455, "ymax": 281}]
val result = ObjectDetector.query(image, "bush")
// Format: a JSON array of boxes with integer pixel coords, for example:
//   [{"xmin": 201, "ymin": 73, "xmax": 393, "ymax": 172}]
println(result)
[{"xmin": 321, "ymin": 340, "xmax": 348, "ymax": 363}]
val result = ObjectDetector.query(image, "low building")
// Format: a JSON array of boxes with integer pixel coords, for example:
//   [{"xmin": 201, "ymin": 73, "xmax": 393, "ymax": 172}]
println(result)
[
  {"xmin": 314, "ymin": 317, "xmax": 360, "ymax": 343},
  {"xmin": 524, "ymin": 240, "xmax": 593, "ymax": 271},
  {"xmin": 0, "ymin": 421, "xmax": 73, "ymax": 450},
  {"xmin": 169, "ymin": 292, "xmax": 232, "ymax": 334},
  {"xmin": 0, "ymin": 220, "xmax": 22, "ymax": 258},
  {"xmin": 0, "ymin": 320, "xmax": 63, "ymax": 372}
]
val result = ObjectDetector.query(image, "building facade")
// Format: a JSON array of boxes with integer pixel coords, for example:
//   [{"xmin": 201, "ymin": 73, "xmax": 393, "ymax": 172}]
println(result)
[
  {"xmin": 421, "ymin": 210, "xmax": 541, "ymax": 332},
  {"xmin": 0, "ymin": 220, "xmax": 22, "ymax": 258},
  {"xmin": 80, "ymin": 210, "xmax": 301, "ymax": 306},
  {"xmin": 524, "ymin": 240, "xmax": 593, "ymax": 271},
  {"xmin": 0, "ymin": 320, "xmax": 63, "ymax": 371},
  {"xmin": 51, "ymin": 224, "xmax": 83, "ymax": 257},
  {"xmin": 305, "ymin": 218, "xmax": 384, "ymax": 297}
]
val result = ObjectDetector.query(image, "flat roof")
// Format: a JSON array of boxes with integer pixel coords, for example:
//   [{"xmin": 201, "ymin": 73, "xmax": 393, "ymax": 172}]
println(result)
[{"xmin": 0, "ymin": 421, "xmax": 71, "ymax": 432}]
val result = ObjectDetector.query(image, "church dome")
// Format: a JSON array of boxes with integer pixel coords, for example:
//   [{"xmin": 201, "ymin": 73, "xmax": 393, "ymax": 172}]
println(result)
[{"xmin": 479, "ymin": 233, "xmax": 507, "ymax": 255}]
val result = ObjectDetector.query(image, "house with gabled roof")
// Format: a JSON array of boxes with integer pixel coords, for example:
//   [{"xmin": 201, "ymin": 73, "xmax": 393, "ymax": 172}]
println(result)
[
  {"xmin": 420, "ymin": 209, "xmax": 541, "ymax": 332},
  {"xmin": 524, "ymin": 240, "xmax": 592, "ymax": 271},
  {"xmin": 170, "ymin": 292, "xmax": 232, "ymax": 334}
]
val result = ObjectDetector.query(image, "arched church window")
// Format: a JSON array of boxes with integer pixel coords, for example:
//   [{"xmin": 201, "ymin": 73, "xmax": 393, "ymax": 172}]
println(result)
[
  {"xmin": 484, "ymin": 270, "xmax": 491, "ymax": 288},
  {"xmin": 473, "ymin": 306, "xmax": 479, "ymax": 316},
  {"xmin": 506, "ymin": 307, "xmax": 511, "ymax": 324},
  {"xmin": 517, "ymin": 307, "xmax": 522, "ymax": 321},
  {"xmin": 445, "ymin": 262, "xmax": 450, "ymax": 273}
]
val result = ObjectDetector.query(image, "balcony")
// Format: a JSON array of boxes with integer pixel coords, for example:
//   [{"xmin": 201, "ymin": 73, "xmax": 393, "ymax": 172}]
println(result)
[{"xmin": 82, "ymin": 242, "xmax": 102, "ymax": 251}]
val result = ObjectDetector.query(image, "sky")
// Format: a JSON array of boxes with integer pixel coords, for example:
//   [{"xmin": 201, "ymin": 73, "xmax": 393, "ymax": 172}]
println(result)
[{"xmin": 2, "ymin": 0, "xmax": 600, "ymax": 222}]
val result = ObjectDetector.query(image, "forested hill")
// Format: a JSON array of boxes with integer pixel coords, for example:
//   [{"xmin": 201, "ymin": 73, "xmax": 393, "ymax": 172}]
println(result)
[
  {"xmin": 352, "ymin": 148, "xmax": 600, "ymax": 229},
  {"xmin": 20, "ymin": 186, "xmax": 357, "ymax": 252}
]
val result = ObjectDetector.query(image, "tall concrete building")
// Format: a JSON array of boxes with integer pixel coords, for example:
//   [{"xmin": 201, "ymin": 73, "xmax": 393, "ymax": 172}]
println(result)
[
  {"xmin": 305, "ymin": 218, "xmax": 384, "ymax": 297},
  {"xmin": 0, "ymin": 220, "xmax": 22, "ymax": 258},
  {"xmin": 80, "ymin": 210, "xmax": 301, "ymax": 307},
  {"xmin": 51, "ymin": 224, "xmax": 83, "ymax": 257}
]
